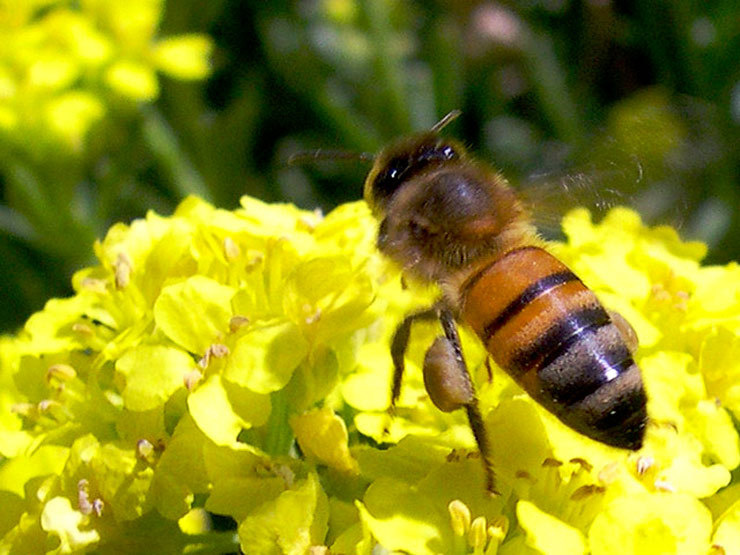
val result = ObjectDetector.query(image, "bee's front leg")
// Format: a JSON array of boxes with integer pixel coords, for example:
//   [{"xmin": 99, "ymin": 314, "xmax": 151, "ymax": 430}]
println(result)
[{"xmin": 389, "ymin": 306, "xmax": 439, "ymax": 411}]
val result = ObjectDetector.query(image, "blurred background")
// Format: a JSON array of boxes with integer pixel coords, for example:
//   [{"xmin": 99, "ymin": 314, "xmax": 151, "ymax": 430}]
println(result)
[{"xmin": 0, "ymin": 0, "xmax": 738, "ymax": 333}]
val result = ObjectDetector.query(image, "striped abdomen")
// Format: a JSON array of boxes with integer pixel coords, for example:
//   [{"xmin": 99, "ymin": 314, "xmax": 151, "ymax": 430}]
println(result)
[{"xmin": 461, "ymin": 246, "xmax": 647, "ymax": 449}]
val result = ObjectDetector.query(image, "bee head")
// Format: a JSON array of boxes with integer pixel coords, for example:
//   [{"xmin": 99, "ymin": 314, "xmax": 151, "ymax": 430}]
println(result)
[{"xmin": 363, "ymin": 134, "xmax": 465, "ymax": 215}]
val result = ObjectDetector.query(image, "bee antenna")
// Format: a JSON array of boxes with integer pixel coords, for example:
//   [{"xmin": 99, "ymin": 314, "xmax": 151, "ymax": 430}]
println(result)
[
  {"xmin": 431, "ymin": 109, "xmax": 462, "ymax": 133},
  {"xmin": 287, "ymin": 149, "xmax": 375, "ymax": 166}
]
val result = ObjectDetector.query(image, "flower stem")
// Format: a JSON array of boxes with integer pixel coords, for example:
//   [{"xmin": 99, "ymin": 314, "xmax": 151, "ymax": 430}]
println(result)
[
  {"xmin": 140, "ymin": 105, "xmax": 212, "ymax": 201},
  {"xmin": 360, "ymin": 0, "xmax": 412, "ymax": 135},
  {"xmin": 264, "ymin": 388, "xmax": 294, "ymax": 456}
]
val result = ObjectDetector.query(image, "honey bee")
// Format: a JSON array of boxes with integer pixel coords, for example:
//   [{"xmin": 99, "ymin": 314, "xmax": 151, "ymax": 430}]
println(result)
[{"xmin": 363, "ymin": 111, "xmax": 648, "ymax": 494}]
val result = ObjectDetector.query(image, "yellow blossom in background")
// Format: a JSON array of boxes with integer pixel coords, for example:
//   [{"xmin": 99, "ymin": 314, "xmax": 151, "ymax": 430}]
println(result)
[
  {"xmin": 0, "ymin": 0, "xmax": 212, "ymax": 154},
  {"xmin": 1, "ymin": 195, "xmax": 740, "ymax": 553}
]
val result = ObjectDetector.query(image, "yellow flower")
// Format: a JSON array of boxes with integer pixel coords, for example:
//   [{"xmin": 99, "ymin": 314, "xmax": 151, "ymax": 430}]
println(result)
[
  {"xmin": 152, "ymin": 35, "xmax": 212, "ymax": 80},
  {"xmin": 0, "ymin": 0, "xmax": 212, "ymax": 154},
  {"xmin": 1, "ymin": 198, "xmax": 739, "ymax": 553}
]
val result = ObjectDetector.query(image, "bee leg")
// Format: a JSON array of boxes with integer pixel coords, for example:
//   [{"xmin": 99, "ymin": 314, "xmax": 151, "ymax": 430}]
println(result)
[
  {"xmin": 609, "ymin": 310, "xmax": 639, "ymax": 353},
  {"xmin": 437, "ymin": 309, "xmax": 498, "ymax": 495},
  {"xmin": 485, "ymin": 357, "xmax": 493, "ymax": 382},
  {"xmin": 389, "ymin": 307, "xmax": 440, "ymax": 412}
]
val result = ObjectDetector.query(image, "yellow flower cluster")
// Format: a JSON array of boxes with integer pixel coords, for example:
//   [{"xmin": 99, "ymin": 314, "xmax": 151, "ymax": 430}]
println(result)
[
  {"xmin": 1, "ymin": 195, "xmax": 739, "ymax": 553},
  {"xmin": 0, "ymin": 0, "xmax": 212, "ymax": 154}
]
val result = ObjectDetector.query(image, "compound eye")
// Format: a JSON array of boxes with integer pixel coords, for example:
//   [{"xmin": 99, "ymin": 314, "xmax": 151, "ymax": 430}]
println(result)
[
  {"xmin": 419, "ymin": 143, "xmax": 458, "ymax": 163},
  {"xmin": 441, "ymin": 145, "xmax": 456, "ymax": 159},
  {"xmin": 369, "ymin": 140, "xmax": 460, "ymax": 207},
  {"xmin": 373, "ymin": 156, "xmax": 411, "ymax": 200},
  {"xmin": 385, "ymin": 157, "xmax": 408, "ymax": 181}
]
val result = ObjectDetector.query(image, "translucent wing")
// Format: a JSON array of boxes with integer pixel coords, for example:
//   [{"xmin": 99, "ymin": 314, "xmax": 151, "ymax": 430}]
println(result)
[{"xmin": 516, "ymin": 143, "xmax": 646, "ymax": 240}]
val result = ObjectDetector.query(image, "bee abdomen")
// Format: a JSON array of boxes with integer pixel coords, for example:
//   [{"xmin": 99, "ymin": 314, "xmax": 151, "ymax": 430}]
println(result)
[{"xmin": 462, "ymin": 246, "xmax": 647, "ymax": 449}]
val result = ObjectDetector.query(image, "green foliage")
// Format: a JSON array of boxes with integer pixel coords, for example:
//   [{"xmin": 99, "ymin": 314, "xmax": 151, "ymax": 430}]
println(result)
[{"xmin": 0, "ymin": 0, "xmax": 738, "ymax": 332}]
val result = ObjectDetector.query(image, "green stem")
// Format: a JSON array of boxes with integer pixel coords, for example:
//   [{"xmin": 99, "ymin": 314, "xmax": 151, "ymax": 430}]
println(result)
[
  {"xmin": 520, "ymin": 29, "xmax": 584, "ymax": 144},
  {"xmin": 314, "ymin": 83, "xmax": 381, "ymax": 153},
  {"xmin": 428, "ymin": 17, "xmax": 465, "ymax": 120},
  {"xmin": 0, "ymin": 205, "xmax": 36, "ymax": 242},
  {"xmin": 0, "ymin": 156, "xmax": 94, "ymax": 259},
  {"xmin": 360, "ymin": 0, "xmax": 412, "ymax": 134},
  {"xmin": 263, "ymin": 388, "xmax": 294, "ymax": 456},
  {"xmin": 140, "ymin": 105, "xmax": 212, "ymax": 201},
  {"xmin": 0, "ymin": 156, "xmax": 55, "ymax": 233}
]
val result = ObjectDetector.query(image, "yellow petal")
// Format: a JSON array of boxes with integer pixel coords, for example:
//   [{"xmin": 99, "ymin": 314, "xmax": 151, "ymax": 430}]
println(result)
[
  {"xmin": 153, "ymin": 35, "xmax": 213, "ymax": 79},
  {"xmin": 713, "ymin": 499, "xmax": 740, "ymax": 555},
  {"xmin": 517, "ymin": 500, "xmax": 586, "ymax": 555},
  {"xmin": 105, "ymin": 60, "xmax": 159, "ymax": 101},
  {"xmin": 291, "ymin": 407, "xmax": 359, "ymax": 474},
  {"xmin": 45, "ymin": 91, "xmax": 105, "ymax": 151},
  {"xmin": 588, "ymin": 493, "xmax": 712, "ymax": 555}
]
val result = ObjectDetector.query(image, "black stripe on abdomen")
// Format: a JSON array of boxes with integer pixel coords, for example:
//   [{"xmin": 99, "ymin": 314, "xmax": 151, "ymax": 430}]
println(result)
[
  {"xmin": 460, "ymin": 246, "xmax": 540, "ymax": 300},
  {"xmin": 509, "ymin": 305, "xmax": 611, "ymax": 376},
  {"xmin": 571, "ymin": 364, "xmax": 647, "ymax": 450},
  {"xmin": 481, "ymin": 270, "xmax": 579, "ymax": 342},
  {"xmin": 537, "ymin": 324, "xmax": 634, "ymax": 407}
]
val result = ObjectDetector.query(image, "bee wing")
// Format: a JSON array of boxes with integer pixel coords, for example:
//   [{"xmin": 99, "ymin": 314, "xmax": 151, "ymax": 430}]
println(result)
[
  {"xmin": 516, "ymin": 94, "xmax": 730, "ymax": 243},
  {"xmin": 516, "ymin": 151, "xmax": 644, "ymax": 239}
]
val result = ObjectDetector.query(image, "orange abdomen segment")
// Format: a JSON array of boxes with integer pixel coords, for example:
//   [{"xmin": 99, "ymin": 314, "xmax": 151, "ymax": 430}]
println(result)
[{"xmin": 461, "ymin": 246, "xmax": 647, "ymax": 449}]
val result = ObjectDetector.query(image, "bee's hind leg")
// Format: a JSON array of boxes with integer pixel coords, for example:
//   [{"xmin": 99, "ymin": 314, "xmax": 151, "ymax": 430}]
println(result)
[
  {"xmin": 388, "ymin": 305, "xmax": 498, "ymax": 495},
  {"xmin": 609, "ymin": 310, "xmax": 639, "ymax": 353},
  {"xmin": 429, "ymin": 309, "xmax": 497, "ymax": 495},
  {"xmin": 485, "ymin": 357, "xmax": 493, "ymax": 382}
]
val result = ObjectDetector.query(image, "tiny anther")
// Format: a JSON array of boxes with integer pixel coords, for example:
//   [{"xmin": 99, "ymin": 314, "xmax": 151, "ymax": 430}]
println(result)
[
  {"xmin": 636, "ymin": 456, "xmax": 654, "ymax": 476},
  {"xmin": 114, "ymin": 252, "xmax": 132, "ymax": 289}
]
